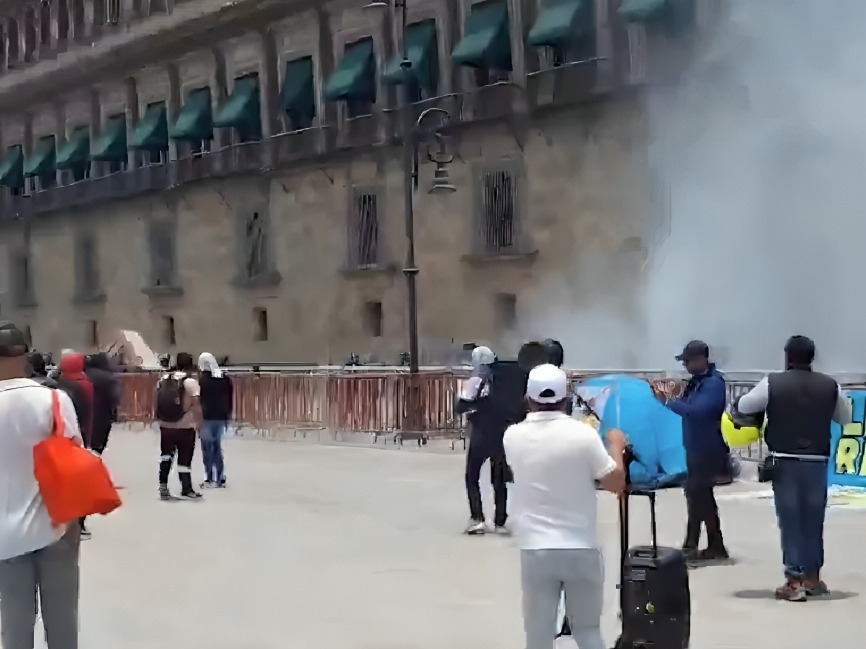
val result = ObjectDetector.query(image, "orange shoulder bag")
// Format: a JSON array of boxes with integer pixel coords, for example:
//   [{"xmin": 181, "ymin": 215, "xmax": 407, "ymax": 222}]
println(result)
[{"xmin": 34, "ymin": 390, "xmax": 122, "ymax": 525}]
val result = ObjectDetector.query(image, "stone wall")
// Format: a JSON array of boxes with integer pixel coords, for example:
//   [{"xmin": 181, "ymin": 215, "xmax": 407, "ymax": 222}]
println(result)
[{"xmin": 1, "ymin": 98, "xmax": 652, "ymax": 364}]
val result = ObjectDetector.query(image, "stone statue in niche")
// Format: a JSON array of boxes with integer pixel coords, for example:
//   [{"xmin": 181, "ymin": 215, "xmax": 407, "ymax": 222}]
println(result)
[{"xmin": 244, "ymin": 211, "xmax": 268, "ymax": 278}]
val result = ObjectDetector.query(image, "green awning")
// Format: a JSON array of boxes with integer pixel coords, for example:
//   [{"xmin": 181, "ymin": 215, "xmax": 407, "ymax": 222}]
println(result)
[
  {"xmin": 129, "ymin": 103, "xmax": 168, "ymax": 151},
  {"xmin": 451, "ymin": 0, "xmax": 512, "ymax": 71},
  {"xmin": 91, "ymin": 114, "xmax": 127, "ymax": 162},
  {"xmin": 528, "ymin": 0, "xmax": 592, "ymax": 48},
  {"xmin": 618, "ymin": 0, "xmax": 667, "ymax": 23},
  {"xmin": 214, "ymin": 75, "xmax": 261, "ymax": 138},
  {"xmin": 0, "ymin": 145, "xmax": 24, "ymax": 188},
  {"xmin": 382, "ymin": 20, "xmax": 438, "ymax": 89},
  {"xmin": 24, "ymin": 136, "xmax": 56, "ymax": 178},
  {"xmin": 281, "ymin": 56, "xmax": 316, "ymax": 123},
  {"xmin": 170, "ymin": 87, "xmax": 214, "ymax": 141},
  {"xmin": 325, "ymin": 39, "xmax": 376, "ymax": 103},
  {"xmin": 56, "ymin": 126, "xmax": 90, "ymax": 170}
]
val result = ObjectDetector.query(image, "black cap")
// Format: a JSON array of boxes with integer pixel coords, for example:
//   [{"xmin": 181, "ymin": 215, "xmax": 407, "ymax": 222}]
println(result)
[
  {"xmin": 0, "ymin": 321, "xmax": 29, "ymax": 357},
  {"xmin": 675, "ymin": 340, "xmax": 709, "ymax": 362}
]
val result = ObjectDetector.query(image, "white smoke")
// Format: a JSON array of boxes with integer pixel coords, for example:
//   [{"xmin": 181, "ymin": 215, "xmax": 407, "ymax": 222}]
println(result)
[
  {"xmin": 529, "ymin": 1, "xmax": 866, "ymax": 374},
  {"xmin": 643, "ymin": 0, "xmax": 866, "ymax": 374}
]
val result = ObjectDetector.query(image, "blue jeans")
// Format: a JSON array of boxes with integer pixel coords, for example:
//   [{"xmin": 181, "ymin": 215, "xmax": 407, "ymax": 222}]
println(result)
[
  {"xmin": 200, "ymin": 420, "xmax": 227, "ymax": 484},
  {"xmin": 772, "ymin": 457, "xmax": 828, "ymax": 579}
]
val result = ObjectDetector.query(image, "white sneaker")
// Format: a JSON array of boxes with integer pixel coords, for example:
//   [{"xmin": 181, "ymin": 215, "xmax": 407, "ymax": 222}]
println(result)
[
  {"xmin": 493, "ymin": 525, "xmax": 511, "ymax": 536},
  {"xmin": 464, "ymin": 519, "xmax": 487, "ymax": 535}
]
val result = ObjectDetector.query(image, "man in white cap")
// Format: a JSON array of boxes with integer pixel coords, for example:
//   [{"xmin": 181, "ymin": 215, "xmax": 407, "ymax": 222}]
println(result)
[{"xmin": 504, "ymin": 364, "xmax": 627, "ymax": 649}]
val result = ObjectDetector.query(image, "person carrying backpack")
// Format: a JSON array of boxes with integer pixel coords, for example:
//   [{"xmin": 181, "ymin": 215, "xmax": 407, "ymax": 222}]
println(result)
[{"xmin": 155, "ymin": 352, "xmax": 202, "ymax": 500}]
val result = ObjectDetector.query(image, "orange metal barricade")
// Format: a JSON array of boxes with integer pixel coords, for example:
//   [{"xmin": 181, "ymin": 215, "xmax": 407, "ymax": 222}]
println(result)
[{"xmin": 114, "ymin": 369, "xmax": 761, "ymax": 447}]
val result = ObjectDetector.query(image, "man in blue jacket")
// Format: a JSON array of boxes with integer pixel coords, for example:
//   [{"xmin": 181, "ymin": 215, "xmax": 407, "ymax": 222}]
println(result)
[{"xmin": 661, "ymin": 340, "xmax": 730, "ymax": 560}]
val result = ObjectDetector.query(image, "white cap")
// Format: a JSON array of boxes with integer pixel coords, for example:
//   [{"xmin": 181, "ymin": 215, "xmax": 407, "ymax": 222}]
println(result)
[
  {"xmin": 526, "ymin": 363, "xmax": 568, "ymax": 404},
  {"xmin": 471, "ymin": 345, "xmax": 495, "ymax": 366}
]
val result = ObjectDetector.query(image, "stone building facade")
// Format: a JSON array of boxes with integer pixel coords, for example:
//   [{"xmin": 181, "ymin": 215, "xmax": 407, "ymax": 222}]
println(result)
[{"xmin": 0, "ymin": 0, "xmax": 718, "ymax": 365}]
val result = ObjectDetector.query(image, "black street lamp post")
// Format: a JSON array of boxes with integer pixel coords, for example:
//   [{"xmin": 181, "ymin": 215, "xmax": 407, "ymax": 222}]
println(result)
[{"xmin": 366, "ymin": 0, "xmax": 456, "ymax": 430}]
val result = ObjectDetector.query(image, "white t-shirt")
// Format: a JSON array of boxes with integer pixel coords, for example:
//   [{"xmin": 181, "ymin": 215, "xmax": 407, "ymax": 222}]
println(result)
[
  {"xmin": 503, "ymin": 411, "xmax": 617, "ymax": 550},
  {"xmin": 0, "ymin": 378, "xmax": 82, "ymax": 561},
  {"xmin": 157, "ymin": 372, "xmax": 200, "ymax": 429}
]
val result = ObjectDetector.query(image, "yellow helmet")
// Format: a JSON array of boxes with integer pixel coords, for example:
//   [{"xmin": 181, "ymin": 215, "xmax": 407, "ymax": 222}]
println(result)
[{"xmin": 720, "ymin": 405, "xmax": 764, "ymax": 448}]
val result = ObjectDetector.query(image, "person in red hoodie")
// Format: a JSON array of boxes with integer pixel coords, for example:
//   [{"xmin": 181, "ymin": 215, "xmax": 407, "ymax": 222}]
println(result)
[{"xmin": 55, "ymin": 352, "xmax": 95, "ymax": 540}]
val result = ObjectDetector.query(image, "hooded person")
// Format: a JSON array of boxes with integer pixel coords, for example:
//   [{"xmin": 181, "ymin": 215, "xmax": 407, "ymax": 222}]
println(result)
[
  {"xmin": 55, "ymin": 352, "xmax": 96, "ymax": 540},
  {"xmin": 456, "ymin": 346, "xmax": 511, "ymax": 535},
  {"xmin": 84, "ymin": 353, "xmax": 120, "ymax": 456},
  {"xmin": 197, "ymin": 352, "xmax": 233, "ymax": 488},
  {"xmin": 55, "ymin": 353, "xmax": 94, "ymax": 449}
]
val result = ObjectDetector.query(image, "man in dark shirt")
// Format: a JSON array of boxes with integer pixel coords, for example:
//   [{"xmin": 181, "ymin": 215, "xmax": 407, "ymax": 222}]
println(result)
[
  {"xmin": 659, "ymin": 340, "xmax": 729, "ymax": 561},
  {"xmin": 737, "ymin": 335, "xmax": 851, "ymax": 601}
]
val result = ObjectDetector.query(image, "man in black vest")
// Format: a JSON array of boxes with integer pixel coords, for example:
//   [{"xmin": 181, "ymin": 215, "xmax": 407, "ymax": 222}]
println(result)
[{"xmin": 737, "ymin": 335, "xmax": 851, "ymax": 601}]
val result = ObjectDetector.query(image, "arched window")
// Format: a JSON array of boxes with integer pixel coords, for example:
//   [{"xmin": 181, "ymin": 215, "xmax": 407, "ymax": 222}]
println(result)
[
  {"xmin": 57, "ymin": 0, "xmax": 69, "ymax": 41},
  {"xmin": 23, "ymin": 8, "xmax": 36, "ymax": 62},
  {"xmin": 7, "ymin": 19, "xmax": 19, "ymax": 65},
  {"xmin": 72, "ymin": 0, "xmax": 84, "ymax": 38},
  {"xmin": 40, "ymin": 0, "xmax": 51, "ymax": 46}
]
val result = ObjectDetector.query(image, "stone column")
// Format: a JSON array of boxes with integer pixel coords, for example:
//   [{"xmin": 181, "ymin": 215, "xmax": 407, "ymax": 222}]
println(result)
[
  {"xmin": 124, "ymin": 77, "xmax": 138, "ymax": 168},
  {"xmin": 258, "ymin": 30, "xmax": 279, "ymax": 140}
]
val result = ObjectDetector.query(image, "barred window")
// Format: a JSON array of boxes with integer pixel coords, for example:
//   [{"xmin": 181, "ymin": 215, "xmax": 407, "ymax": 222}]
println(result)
[
  {"xmin": 478, "ymin": 168, "xmax": 517, "ymax": 253},
  {"xmin": 149, "ymin": 220, "xmax": 176, "ymax": 287},
  {"xmin": 77, "ymin": 235, "xmax": 99, "ymax": 295},
  {"xmin": 348, "ymin": 189, "xmax": 380, "ymax": 268},
  {"xmin": 14, "ymin": 251, "xmax": 33, "ymax": 305}
]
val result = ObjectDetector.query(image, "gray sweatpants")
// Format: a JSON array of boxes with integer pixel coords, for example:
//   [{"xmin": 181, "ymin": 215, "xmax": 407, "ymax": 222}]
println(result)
[
  {"xmin": 0, "ymin": 524, "xmax": 80, "ymax": 649},
  {"xmin": 520, "ymin": 548, "xmax": 606, "ymax": 649}
]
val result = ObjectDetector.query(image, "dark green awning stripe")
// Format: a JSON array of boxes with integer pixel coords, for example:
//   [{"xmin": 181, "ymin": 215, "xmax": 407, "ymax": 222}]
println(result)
[
  {"xmin": 56, "ymin": 126, "xmax": 91, "ymax": 170},
  {"xmin": 0, "ymin": 145, "xmax": 24, "ymax": 188},
  {"xmin": 325, "ymin": 39, "xmax": 377, "ymax": 103},
  {"xmin": 129, "ymin": 103, "xmax": 169, "ymax": 151},
  {"xmin": 170, "ymin": 87, "xmax": 214, "ymax": 141},
  {"xmin": 528, "ymin": 0, "xmax": 591, "ymax": 48},
  {"xmin": 91, "ymin": 114, "xmax": 127, "ymax": 162},
  {"xmin": 382, "ymin": 20, "xmax": 438, "ymax": 89},
  {"xmin": 281, "ymin": 56, "xmax": 316, "ymax": 123},
  {"xmin": 451, "ymin": 0, "xmax": 512, "ymax": 71},
  {"xmin": 24, "ymin": 136, "xmax": 56, "ymax": 178}
]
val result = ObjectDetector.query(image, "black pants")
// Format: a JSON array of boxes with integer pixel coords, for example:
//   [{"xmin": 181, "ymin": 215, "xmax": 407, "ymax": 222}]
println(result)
[
  {"xmin": 159, "ymin": 427, "xmax": 196, "ymax": 490},
  {"xmin": 465, "ymin": 443, "xmax": 508, "ymax": 527},
  {"xmin": 684, "ymin": 456, "xmax": 726, "ymax": 546},
  {"xmin": 90, "ymin": 421, "xmax": 112, "ymax": 455}
]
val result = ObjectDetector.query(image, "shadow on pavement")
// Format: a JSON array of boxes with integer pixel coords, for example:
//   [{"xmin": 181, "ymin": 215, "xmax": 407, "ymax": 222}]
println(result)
[{"xmin": 733, "ymin": 589, "xmax": 858, "ymax": 601}]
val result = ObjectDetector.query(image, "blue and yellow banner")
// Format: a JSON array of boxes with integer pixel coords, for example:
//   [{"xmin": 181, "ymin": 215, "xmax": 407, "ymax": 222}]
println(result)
[{"xmin": 830, "ymin": 390, "xmax": 866, "ymax": 486}]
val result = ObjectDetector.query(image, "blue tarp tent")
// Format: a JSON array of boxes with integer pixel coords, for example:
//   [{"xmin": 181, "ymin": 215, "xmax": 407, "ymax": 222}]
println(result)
[{"xmin": 576, "ymin": 375, "xmax": 688, "ymax": 489}]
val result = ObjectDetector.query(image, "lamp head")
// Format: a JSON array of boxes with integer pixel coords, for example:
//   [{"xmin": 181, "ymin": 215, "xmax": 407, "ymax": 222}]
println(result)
[{"xmin": 429, "ymin": 164, "xmax": 456, "ymax": 194}]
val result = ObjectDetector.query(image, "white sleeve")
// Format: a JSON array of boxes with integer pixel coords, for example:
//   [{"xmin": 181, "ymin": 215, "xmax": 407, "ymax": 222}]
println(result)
[
  {"xmin": 184, "ymin": 377, "xmax": 201, "ymax": 398},
  {"xmin": 588, "ymin": 432, "xmax": 617, "ymax": 480},
  {"xmin": 833, "ymin": 387, "xmax": 853, "ymax": 424},
  {"xmin": 57, "ymin": 390, "xmax": 82, "ymax": 442},
  {"xmin": 737, "ymin": 377, "xmax": 769, "ymax": 414},
  {"xmin": 460, "ymin": 377, "xmax": 483, "ymax": 400}
]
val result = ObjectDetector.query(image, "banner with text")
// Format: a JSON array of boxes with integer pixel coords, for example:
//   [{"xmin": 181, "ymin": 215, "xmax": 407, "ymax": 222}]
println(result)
[{"xmin": 830, "ymin": 390, "xmax": 866, "ymax": 487}]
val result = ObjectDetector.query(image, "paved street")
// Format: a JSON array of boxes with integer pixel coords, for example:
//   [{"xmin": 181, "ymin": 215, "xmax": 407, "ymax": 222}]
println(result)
[{"xmin": 12, "ymin": 430, "xmax": 865, "ymax": 648}]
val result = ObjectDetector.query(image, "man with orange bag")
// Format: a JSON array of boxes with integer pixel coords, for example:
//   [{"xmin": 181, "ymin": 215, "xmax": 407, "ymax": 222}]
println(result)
[{"xmin": 0, "ymin": 321, "xmax": 84, "ymax": 649}]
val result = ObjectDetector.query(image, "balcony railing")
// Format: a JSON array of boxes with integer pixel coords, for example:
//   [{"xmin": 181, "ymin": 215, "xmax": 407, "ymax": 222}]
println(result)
[
  {"xmin": 0, "ymin": 80, "xmax": 602, "ymax": 219},
  {"xmin": 526, "ymin": 58, "xmax": 612, "ymax": 110}
]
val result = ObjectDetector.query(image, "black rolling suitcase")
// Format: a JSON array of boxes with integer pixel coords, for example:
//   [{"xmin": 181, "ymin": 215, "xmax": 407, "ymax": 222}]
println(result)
[{"xmin": 613, "ymin": 487, "xmax": 691, "ymax": 649}]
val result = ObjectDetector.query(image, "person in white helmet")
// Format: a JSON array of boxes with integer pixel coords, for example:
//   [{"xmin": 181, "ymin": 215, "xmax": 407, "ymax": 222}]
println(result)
[{"xmin": 456, "ymin": 345, "xmax": 511, "ymax": 535}]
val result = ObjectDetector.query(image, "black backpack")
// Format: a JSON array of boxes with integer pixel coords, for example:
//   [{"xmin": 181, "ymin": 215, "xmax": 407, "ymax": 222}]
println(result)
[{"xmin": 156, "ymin": 374, "xmax": 187, "ymax": 422}]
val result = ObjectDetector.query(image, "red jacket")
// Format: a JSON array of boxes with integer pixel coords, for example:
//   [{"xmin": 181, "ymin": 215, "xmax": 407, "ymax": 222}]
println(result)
[{"xmin": 58, "ymin": 353, "xmax": 94, "ymax": 446}]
